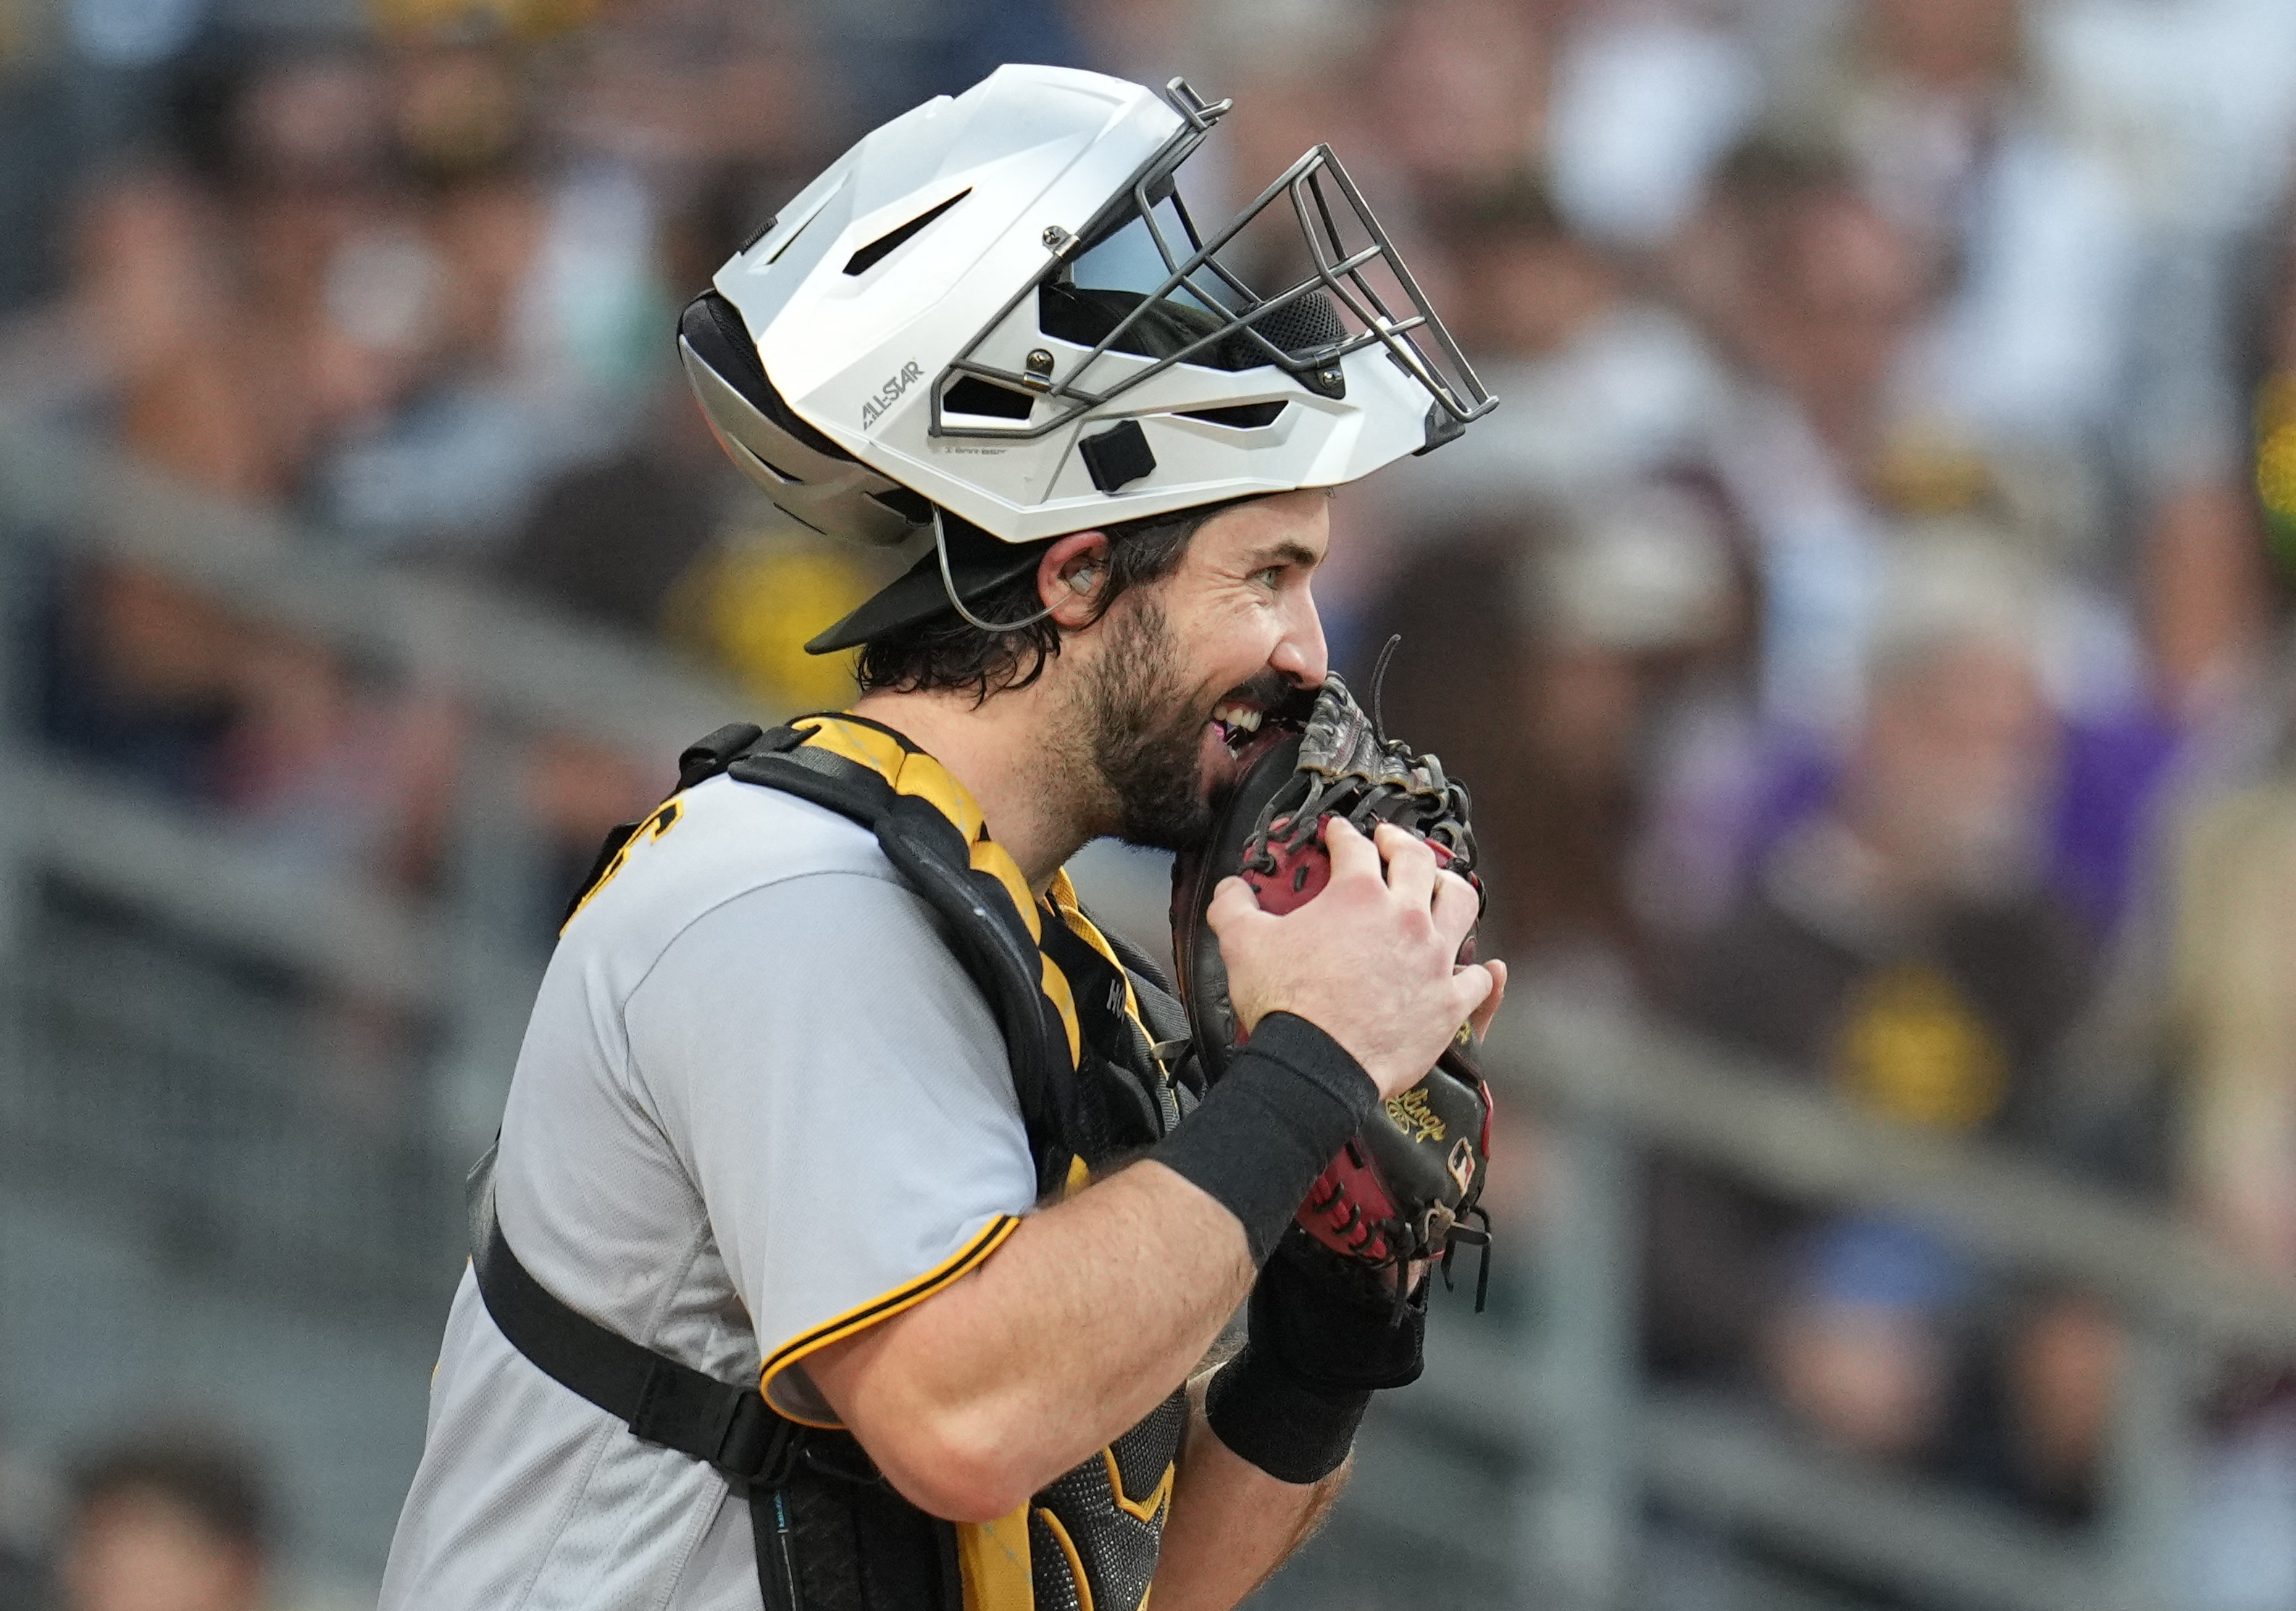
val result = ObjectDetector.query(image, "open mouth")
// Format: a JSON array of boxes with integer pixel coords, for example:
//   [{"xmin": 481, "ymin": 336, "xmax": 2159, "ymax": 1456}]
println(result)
[
  {"xmin": 1208, "ymin": 683, "xmax": 1318, "ymax": 759},
  {"xmin": 1211, "ymin": 702, "xmax": 1266, "ymax": 754}
]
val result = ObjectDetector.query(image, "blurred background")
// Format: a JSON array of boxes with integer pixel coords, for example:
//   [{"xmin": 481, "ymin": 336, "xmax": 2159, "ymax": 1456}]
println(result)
[{"xmin": 8, "ymin": 0, "xmax": 2296, "ymax": 1607}]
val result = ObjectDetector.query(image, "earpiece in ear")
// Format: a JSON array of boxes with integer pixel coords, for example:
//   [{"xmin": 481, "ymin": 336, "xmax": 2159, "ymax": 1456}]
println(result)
[{"xmin": 1069, "ymin": 565, "xmax": 1099, "ymax": 594}]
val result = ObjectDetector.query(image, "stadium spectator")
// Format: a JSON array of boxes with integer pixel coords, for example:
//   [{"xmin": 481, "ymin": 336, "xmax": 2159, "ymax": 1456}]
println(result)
[
  {"xmin": 58, "ymin": 1432, "xmax": 270, "ymax": 1611},
  {"xmin": 1650, "ymin": 538, "xmax": 2116, "ymax": 1503},
  {"xmin": 1363, "ymin": 480, "xmax": 1745, "ymax": 993},
  {"xmin": 2146, "ymin": 686, "xmax": 2296, "ymax": 1609},
  {"xmin": 491, "ymin": 166, "xmax": 759, "ymax": 639},
  {"xmin": 1371, "ymin": 0, "xmax": 1554, "ymax": 199},
  {"xmin": 1373, "ymin": 175, "xmax": 1730, "ymax": 533},
  {"xmin": 1658, "ymin": 135, "xmax": 1933, "ymax": 766},
  {"xmin": 1784, "ymin": 0, "xmax": 2142, "ymax": 458},
  {"xmin": 2085, "ymin": 183, "xmax": 2296, "ymax": 1610}
]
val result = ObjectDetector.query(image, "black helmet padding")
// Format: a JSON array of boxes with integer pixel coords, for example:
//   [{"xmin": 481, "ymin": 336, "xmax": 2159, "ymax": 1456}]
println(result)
[{"xmin": 677, "ymin": 291, "xmax": 929, "ymax": 547}]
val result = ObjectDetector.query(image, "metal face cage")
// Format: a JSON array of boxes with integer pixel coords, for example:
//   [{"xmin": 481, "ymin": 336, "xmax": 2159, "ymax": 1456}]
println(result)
[{"xmin": 929, "ymin": 78, "xmax": 1497, "ymax": 446}]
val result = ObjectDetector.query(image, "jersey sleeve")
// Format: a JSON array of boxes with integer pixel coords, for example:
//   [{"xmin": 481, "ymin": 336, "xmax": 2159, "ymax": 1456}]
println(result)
[{"xmin": 623, "ymin": 868, "xmax": 1038, "ymax": 1425}]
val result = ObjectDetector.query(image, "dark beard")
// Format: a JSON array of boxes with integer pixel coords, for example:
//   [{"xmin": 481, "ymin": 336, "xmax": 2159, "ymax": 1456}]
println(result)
[{"xmin": 1081, "ymin": 594, "xmax": 1219, "ymax": 852}]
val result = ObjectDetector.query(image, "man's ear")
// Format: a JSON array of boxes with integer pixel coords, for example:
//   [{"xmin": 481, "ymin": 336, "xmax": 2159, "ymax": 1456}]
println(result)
[{"xmin": 1038, "ymin": 531, "xmax": 1111, "ymax": 628}]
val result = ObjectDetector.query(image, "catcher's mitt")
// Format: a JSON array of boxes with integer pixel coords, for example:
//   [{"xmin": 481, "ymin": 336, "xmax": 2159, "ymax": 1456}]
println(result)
[{"xmin": 1172, "ymin": 673, "xmax": 1494, "ymax": 1302}]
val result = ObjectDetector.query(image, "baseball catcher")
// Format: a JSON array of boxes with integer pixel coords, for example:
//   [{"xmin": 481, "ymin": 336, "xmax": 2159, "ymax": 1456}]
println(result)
[{"xmin": 383, "ymin": 64, "xmax": 1500, "ymax": 1611}]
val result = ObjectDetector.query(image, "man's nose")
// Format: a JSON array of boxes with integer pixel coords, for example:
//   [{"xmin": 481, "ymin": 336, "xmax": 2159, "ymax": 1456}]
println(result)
[{"xmin": 1270, "ymin": 592, "xmax": 1328, "ymax": 688}]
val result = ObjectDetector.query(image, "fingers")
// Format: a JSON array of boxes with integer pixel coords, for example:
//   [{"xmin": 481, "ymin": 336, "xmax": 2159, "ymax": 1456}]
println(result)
[
  {"xmin": 1432, "ymin": 864, "xmax": 1479, "ymax": 952},
  {"xmin": 1203, "ymin": 875, "xmax": 1264, "ymax": 939},
  {"xmin": 1448, "ymin": 959, "xmax": 1498, "ymax": 1027},
  {"xmin": 1373, "ymin": 822, "xmax": 1437, "ymax": 911},
  {"xmin": 1321, "ymin": 815, "xmax": 1381, "ymax": 886},
  {"xmin": 1467, "ymin": 957, "xmax": 1508, "ymax": 1042}
]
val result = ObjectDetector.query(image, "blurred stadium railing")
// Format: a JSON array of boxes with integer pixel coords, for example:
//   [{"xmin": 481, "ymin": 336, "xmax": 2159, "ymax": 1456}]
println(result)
[
  {"xmin": 3, "ymin": 428, "xmax": 2289, "ymax": 1610},
  {"xmin": 0, "ymin": 424, "xmax": 751, "ymax": 1587},
  {"xmin": 1447, "ymin": 991, "xmax": 2296, "ymax": 1611}
]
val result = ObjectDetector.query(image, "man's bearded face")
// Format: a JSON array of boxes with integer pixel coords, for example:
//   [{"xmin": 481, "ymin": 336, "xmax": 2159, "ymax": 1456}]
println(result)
[
  {"xmin": 1075, "ymin": 592, "xmax": 1296, "ymax": 852},
  {"xmin": 1078, "ymin": 591, "xmax": 1218, "ymax": 851}
]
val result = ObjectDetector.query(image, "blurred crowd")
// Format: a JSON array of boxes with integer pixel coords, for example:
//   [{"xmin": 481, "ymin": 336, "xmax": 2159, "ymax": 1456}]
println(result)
[{"xmin": 12, "ymin": 0, "xmax": 2296, "ymax": 1603}]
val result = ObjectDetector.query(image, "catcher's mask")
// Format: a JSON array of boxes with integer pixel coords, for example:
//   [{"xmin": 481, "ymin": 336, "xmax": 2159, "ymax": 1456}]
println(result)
[{"xmin": 680, "ymin": 64, "xmax": 1493, "ymax": 646}]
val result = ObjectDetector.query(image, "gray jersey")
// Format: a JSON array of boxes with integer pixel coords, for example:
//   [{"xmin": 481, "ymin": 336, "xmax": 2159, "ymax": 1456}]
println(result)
[{"xmin": 380, "ymin": 772, "xmax": 1038, "ymax": 1610}]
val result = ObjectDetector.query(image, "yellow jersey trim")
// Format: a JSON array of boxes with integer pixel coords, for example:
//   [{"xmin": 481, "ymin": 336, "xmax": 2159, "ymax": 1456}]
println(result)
[
  {"xmin": 795, "ymin": 715, "xmax": 1085, "ymax": 1063},
  {"xmin": 757, "ymin": 1213, "xmax": 1021, "ymax": 1426}
]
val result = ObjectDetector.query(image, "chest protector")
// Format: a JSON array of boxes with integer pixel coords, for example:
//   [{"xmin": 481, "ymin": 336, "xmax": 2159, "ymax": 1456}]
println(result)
[{"xmin": 468, "ymin": 716, "xmax": 1203, "ymax": 1611}]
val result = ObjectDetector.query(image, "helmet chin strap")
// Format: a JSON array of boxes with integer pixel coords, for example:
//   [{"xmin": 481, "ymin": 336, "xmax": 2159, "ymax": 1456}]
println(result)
[{"xmin": 935, "ymin": 506, "xmax": 1061, "ymax": 633}]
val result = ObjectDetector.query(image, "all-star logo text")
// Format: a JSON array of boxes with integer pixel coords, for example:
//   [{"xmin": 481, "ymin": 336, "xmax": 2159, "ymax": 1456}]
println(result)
[{"xmin": 860, "ymin": 360, "xmax": 924, "ymax": 428}]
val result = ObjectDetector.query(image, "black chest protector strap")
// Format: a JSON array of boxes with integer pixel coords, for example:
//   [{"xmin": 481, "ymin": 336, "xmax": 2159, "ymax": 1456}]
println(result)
[
  {"xmin": 719, "ymin": 728, "xmax": 1066, "ymax": 1170},
  {"xmin": 466, "ymin": 1141, "xmax": 801, "ymax": 1487}
]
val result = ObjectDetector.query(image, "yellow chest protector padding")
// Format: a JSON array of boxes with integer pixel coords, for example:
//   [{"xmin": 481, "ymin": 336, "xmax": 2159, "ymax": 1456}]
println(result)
[{"xmin": 717, "ymin": 715, "xmax": 1190, "ymax": 1186}]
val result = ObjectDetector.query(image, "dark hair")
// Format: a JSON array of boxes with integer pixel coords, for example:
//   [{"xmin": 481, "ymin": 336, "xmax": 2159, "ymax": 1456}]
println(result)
[
  {"xmin": 1425, "ymin": 171, "xmax": 1569, "ymax": 251},
  {"xmin": 70, "ymin": 1431, "xmax": 270, "ymax": 1554},
  {"xmin": 1704, "ymin": 136, "xmax": 1862, "ymax": 259},
  {"xmin": 854, "ymin": 498, "xmax": 1251, "ymax": 702}
]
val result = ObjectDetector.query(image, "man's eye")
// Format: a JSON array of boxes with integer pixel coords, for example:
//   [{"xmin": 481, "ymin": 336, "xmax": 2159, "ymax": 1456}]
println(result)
[{"xmin": 1253, "ymin": 566, "xmax": 1283, "ymax": 588}]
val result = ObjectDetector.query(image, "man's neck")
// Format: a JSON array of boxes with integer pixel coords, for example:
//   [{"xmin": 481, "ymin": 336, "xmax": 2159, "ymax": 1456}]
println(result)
[{"xmin": 847, "ymin": 684, "xmax": 1093, "ymax": 894}]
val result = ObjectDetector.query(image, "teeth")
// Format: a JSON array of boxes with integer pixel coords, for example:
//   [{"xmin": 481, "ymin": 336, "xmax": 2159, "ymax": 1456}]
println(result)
[{"xmin": 1214, "ymin": 704, "xmax": 1263, "ymax": 733}]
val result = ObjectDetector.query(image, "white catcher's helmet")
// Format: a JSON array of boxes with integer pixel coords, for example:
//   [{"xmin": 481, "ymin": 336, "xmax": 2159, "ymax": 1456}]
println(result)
[{"xmin": 680, "ymin": 65, "xmax": 1493, "ymax": 646}]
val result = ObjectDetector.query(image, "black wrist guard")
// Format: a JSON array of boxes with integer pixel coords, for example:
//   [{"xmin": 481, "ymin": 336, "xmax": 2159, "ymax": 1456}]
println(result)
[
  {"xmin": 1148, "ymin": 1013, "xmax": 1378, "ymax": 1265},
  {"xmin": 1257, "ymin": 1227, "xmax": 1429, "ymax": 1391},
  {"xmin": 1203, "ymin": 1229, "xmax": 1427, "ymax": 1483}
]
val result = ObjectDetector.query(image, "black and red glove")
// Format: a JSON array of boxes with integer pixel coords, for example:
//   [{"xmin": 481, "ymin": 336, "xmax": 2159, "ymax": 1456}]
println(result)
[{"xmin": 1172, "ymin": 673, "xmax": 1494, "ymax": 1284}]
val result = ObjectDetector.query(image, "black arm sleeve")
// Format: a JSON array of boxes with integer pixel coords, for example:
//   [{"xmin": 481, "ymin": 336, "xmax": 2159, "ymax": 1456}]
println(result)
[{"xmin": 1147, "ymin": 1012, "xmax": 1378, "ymax": 1265}]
